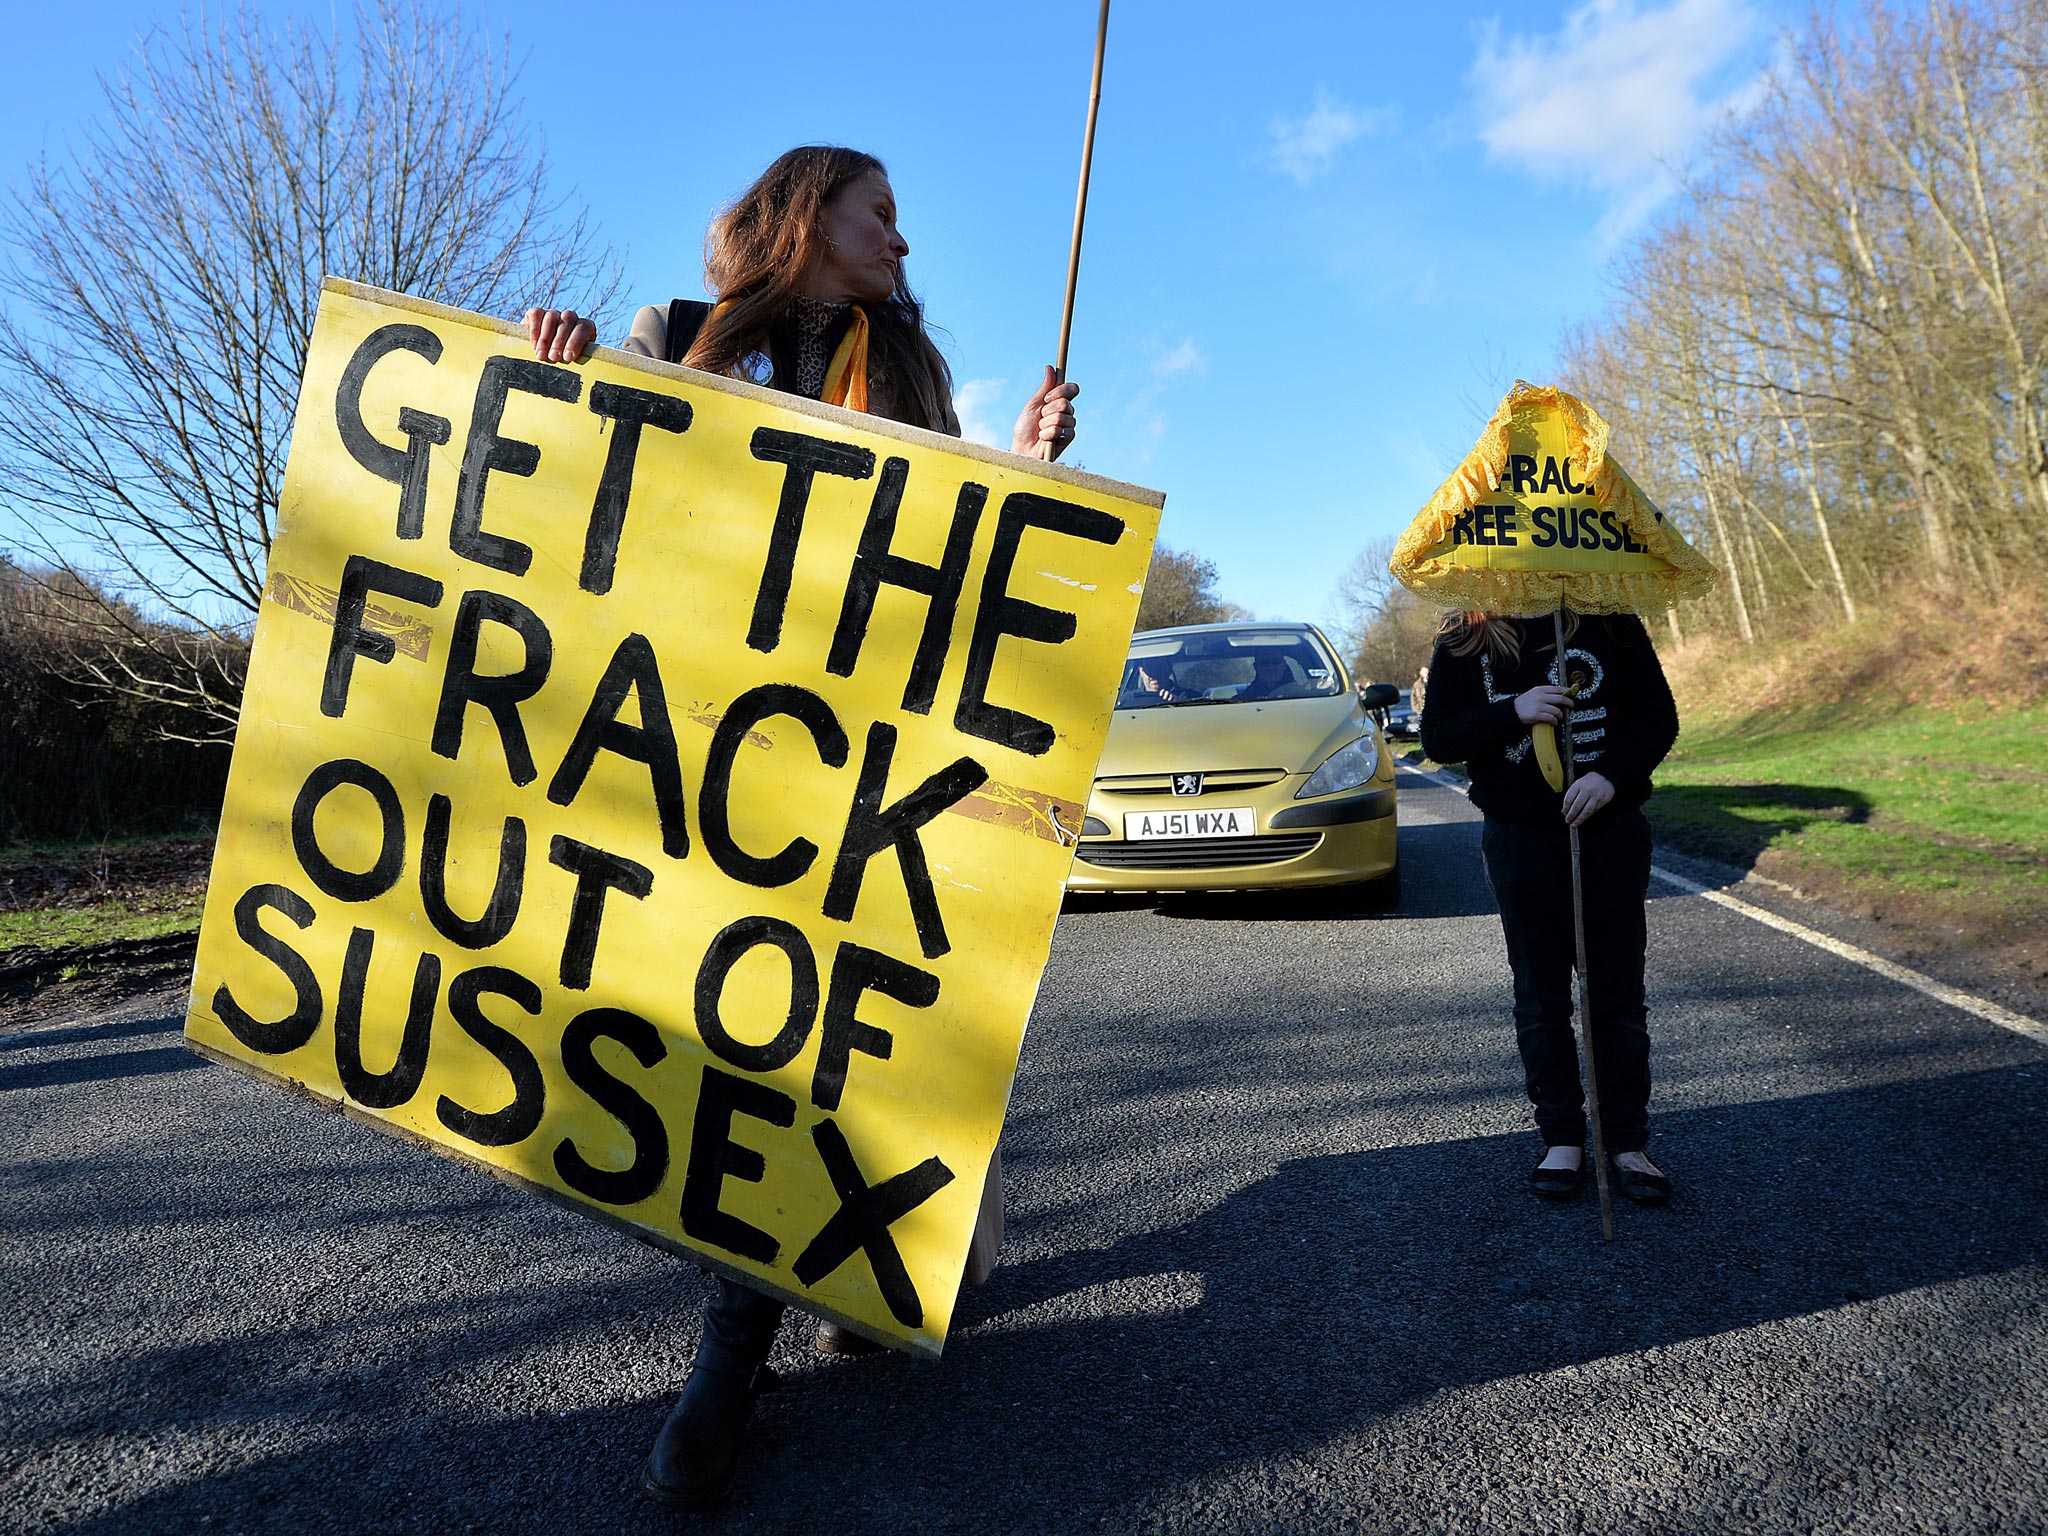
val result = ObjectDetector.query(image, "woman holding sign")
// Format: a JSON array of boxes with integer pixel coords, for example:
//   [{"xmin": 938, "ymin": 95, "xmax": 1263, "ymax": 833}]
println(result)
[
  {"xmin": 525, "ymin": 145, "xmax": 1077, "ymax": 1513},
  {"xmin": 528, "ymin": 147, "xmax": 1078, "ymax": 455},
  {"xmin": 1418, "ymin": 611, "xmax": 1678, "ymax": 1207}
]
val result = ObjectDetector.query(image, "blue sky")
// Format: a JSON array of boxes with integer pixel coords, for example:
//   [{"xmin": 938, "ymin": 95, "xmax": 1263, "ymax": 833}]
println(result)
[{"xmin": 3, "ymin": 0, "xmax": 1786, "ymax": 628}]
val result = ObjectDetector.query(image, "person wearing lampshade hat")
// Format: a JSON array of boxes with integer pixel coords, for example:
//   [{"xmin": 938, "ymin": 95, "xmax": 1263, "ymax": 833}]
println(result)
[{"xmin": 1419, "ymin": 609, "xmax": 1678, "ymax": 1207}]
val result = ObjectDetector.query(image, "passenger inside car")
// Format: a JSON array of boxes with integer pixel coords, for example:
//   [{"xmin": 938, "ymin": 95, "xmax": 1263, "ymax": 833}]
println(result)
[{"xmin": 1235, "ymin": 653, "xmax": 1303, "ymax": 701}]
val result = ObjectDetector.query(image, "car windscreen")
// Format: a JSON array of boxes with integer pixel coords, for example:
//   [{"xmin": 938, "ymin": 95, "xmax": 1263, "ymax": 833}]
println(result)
[{"xmin": 1116, "ymin": 630, "xmax": 1345, "ymax": 709}]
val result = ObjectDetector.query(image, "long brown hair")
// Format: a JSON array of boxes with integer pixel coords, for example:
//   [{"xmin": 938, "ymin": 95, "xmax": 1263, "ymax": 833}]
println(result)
[
  {"xmin": 1439, "ymin": 609, "xmax": 1579, "ymax": 665},
  {"xmin": 684, "ymin": 146, "xmax": 958, "ymax": 434}
]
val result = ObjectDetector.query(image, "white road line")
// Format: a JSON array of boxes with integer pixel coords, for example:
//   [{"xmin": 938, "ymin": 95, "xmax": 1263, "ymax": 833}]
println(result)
[
  {"xmin": 1397, "ymin": 762, "xmax": 2048, "ymax": 1046},
  {"xmin": 1646, "ymin": 865, "xmax": 2048, "ymax": 1044}
]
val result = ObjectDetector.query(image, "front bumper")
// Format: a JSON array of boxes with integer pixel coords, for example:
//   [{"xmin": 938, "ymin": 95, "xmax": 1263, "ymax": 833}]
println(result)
[{"xmin": 1066, "ymin": 783, "xmax": 1398, "ymax": 893}]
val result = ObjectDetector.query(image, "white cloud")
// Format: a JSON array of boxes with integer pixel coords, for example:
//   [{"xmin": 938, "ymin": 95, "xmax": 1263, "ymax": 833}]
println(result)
[
  {"xmin": 953, "ymin": 377, "xmax": 1009, "ymax": 448},
  {"xmin": 1468, "ymin": 0, "xmax": 1765, "ymax": 244},
  {"xmin": 1266, "ymin": 89, "xmax": 1393, "ymax": 184},
  {"xmin": 1151, "ymin": 338, "xmax": 1205, "ymax": 379}
]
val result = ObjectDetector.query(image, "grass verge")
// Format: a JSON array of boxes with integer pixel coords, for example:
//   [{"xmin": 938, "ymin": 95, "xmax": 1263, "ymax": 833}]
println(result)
[
  {"xmin": 0, "ymin": 834, "xmax": 212, "ymax": 953},
  {"xmin": 1649, "ymin": 705, "xmax": 2046, "ymax": 960}
]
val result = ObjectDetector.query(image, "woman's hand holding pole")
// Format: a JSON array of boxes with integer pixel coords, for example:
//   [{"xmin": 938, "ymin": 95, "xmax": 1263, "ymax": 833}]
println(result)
[{"xmin": 1013, "ymin": 365, "xmax": 1080, "ymax": 460}]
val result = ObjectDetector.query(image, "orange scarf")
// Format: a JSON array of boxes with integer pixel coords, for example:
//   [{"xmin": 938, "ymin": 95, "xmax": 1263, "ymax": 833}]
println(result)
[{"xmin": 821, "ymin": 305, "xmax": 870, "ymax": 413}]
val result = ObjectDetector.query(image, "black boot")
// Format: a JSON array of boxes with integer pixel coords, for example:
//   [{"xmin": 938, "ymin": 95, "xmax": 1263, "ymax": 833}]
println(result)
[{"xmin": 639, "ymin": 1364, "xmax": 775, "ymax": 1512}]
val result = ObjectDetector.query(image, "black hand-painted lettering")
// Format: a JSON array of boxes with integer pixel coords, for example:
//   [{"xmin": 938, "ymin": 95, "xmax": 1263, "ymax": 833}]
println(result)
[
  {"xmin": 955, "ymin": 492, "xmax": 1123, "ymax": 757},
  {"xmin": 791, "ymin": 1118, "xmax": 954, "ymax": 1327},
  {"xmin": 432, "ymin": 588, "xmax": 554, "ymax": 784},
  {"xmin": 390, "ymin": 408, "xmax": 453, "ymax": 539},
  {"xmin": 419, "ymin": 793, "xmax": 525, "ymax": 949},
  {"xmin": 824, "ymin": 722, "xmax": 988, "ymax": 959},
  {"xmin": 335, "ymin": 326, "xmax": 447, "ymax": 516},
  {"xmin": 1532, "ymin": 507, "xmax": 1558, "ymax": 547},
  {"xmin": 1599, "ymin": 508, "xmax": 1625, "ymax": 551},
  {"xmin": 555, "ymin": 1007, "xmax": 670, "ymax": 1207},
  {"xmin": 827, "ymin": 467, "xmax": 987, "ymax": 716},
  {"xmin": 321, "ymin": 555, "xmax": 444, "ymax": 719},
  {"xmin": 694, "ymin": 915, "xmax": 820, "ymax": 1073},
  {"xmin": 548, "ymin": 835, "xmax": 654, "ymax": 990},
  {"xmin": 436, "ymin": 966, "xmax": 545, "ymax": 1147},
  {"xmin": 212, "ymin": 883, "xmax": 322, "ymax": 1055},
  {"xmin": 291, "ymin": 758, "xmax": 405, "ymax": 902},
  {"xmin": 701, "ymin": 683, "xmax": 849, "ymax": 887},
  {"xmin": 333, "ymin": 927, "xmax": 439, "ymax": 1109},
  {"xmin": 546, "ymin": 634, "xmax": 688, "ymax": 857},
  {"xmin": 1450, "ymin": 508, "xmax": 1474, "ymax": 547},
  {"xmin": 581, "ymin": 382, "xmax": 692, "ymax": 595},
  {"xmin": 812, "ymin": 942, "xmax": 936, "ymax": 1112},
  {"xmin": 745, "ymin": 428, "xmax": 876, "ymax": 653},
  {"xmin": 452, "ymin": 355, "xmax": 582, "ymax": 576},
  {"xmin": 681, "ymin": 1065, "xmax": 795, "ymax": 1263},
  {"xmin": 1508, "ymin": 454, "xmax": 1538, "ymax": 494},
  {"xmin": 1539, "ymin": 456, "xmax": 1566, "ymax": 495}
]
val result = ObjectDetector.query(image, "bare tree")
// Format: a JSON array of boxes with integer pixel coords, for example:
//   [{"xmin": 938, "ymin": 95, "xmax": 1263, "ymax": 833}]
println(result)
[
  {"xmin": 1539, "ymin": 0, "xmax": 2048, "ymax": 648},
  {"xmin": 1332, "ymin": 535, "xmax": 1439, "ymax": 688},
  {"xmin": 1137, "ymin": 545, "xmax": 1248, "ymax": 630},
  {"xmin": 0, "ymin": 0, "xmax": 618, "ymax": 738}
]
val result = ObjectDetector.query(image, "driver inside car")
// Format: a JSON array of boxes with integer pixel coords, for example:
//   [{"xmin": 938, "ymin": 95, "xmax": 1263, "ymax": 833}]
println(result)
[{"xmin": 1119, "ymin": 661, "xmax": 1189, "ymax": 707}]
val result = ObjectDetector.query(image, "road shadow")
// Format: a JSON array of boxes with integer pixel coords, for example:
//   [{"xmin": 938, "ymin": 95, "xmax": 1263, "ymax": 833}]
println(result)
[
  {"xmin": 26, "ymin": 1057, "xmax": 2046, "ymax": 1535},
  {"xmin": 0, "ymin": 1044, "xmax": 205, "ymax": 1093},
  {"xmin": 1648, "ymin": 783, "xmax": 1872, "ymax": 877}
]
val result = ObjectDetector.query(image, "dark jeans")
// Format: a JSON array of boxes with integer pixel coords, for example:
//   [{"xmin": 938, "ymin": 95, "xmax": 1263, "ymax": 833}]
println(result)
[
  {"xmin": 1481, "ymin": 809, "xmax": 1653, "ymax": 1153},
  {"xmin": 693, "ymin": 1277, "xmax": 786, "ymax": 1383}
]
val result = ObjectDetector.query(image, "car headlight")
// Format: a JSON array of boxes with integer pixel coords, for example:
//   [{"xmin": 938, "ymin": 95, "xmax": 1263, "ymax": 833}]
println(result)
[{"xmin": 1296, "ymin": 735, "xmax": 1379, "ymax": 799}]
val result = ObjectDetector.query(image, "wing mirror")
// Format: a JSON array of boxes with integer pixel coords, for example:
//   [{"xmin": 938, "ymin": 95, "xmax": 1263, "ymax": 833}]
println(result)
[{"xmin": 1359, "ymin": 682, "xmax": 1400, "ymax": 710}]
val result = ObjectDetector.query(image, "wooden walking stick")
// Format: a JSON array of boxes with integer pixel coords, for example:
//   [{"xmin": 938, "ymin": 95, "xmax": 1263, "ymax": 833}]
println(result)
[
  {"xmin": 1556, "ymin": 608, "xmax": 1616, "ymax": 1241},
  {"xmin": 1054, "ymin": 0, "xmax": 1111, "ymax": 385}
]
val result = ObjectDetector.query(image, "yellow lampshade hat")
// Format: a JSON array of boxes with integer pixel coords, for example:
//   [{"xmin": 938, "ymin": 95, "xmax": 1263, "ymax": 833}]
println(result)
[{"xmin": 1390, "ymin": 380, "xmax": 1716, "ymax": 618}]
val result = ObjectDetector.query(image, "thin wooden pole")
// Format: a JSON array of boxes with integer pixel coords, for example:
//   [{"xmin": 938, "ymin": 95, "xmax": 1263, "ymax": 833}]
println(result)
[
  {"xmin": 1055, "ymin": 0, "xmax": 1111, "ymax": 382},
  {"xmin": 1556, "ymin": 607, "xmax": 1615, "ymax": 1242}
]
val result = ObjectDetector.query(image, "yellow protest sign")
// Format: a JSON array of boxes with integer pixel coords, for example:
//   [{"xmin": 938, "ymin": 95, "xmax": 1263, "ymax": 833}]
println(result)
[
  {"xmin": 1390, "ymin": 381, "xmax": 1714, "ymax": 617},
  {"xmin": 184, "ymin": 279, "xmax": 1163, "ymax": 1357}
]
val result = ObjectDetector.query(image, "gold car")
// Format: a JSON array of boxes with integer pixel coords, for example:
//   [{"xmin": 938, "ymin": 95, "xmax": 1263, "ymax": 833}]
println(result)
[{"xmin": 1067, "ymin": 622, "xmax": 1401, "ymax": 901}]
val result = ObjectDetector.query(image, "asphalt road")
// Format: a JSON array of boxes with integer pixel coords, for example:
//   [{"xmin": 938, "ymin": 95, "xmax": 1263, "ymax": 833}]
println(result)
[{"xmin": 5, "ymin": 767, "xmax": 2045, "ymax": 1535}]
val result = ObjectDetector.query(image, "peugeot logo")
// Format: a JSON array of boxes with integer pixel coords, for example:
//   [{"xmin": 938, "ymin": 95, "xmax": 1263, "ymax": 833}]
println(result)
[{"xmin": 1172, "ymin": 772, "xmax": 1203, "ymax": 796}]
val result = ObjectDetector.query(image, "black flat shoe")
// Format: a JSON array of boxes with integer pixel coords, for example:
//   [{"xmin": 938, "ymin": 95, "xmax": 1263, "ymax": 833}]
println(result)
[
  {"xmin": 1609, "ymin": 1159, "xmax": 1673, "ymax": 1206},
  {"xmin": 640, "ymin": 1364, "xmax": 777, "ymax": 1512},
  {"xmin": 815, "ymin": 1320, "xmax": 884, "ymax": 1357},
  {"xmin": 1529, "ymin": 1160, "xmax": 1584, "ymax": 1200}
]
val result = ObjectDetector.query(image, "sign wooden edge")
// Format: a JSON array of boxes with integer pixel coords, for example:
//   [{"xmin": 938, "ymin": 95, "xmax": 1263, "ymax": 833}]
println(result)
[
  {"xmin": 320, "ymin": 277, "xmax": 1167, "ymax": 511},
  {"xmin": 180, "ymin": 1033, "xmax": 948, "ymax": 1360}
]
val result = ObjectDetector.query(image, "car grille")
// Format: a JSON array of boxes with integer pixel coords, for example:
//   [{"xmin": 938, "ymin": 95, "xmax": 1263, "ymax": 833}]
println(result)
[
  {"xmin": 1073, "ymin": 833, "xmax": 1323, "ymax": 869},
  {"xmin": 1094, "ymin": 769, "xmax": 1289, "ymax": 796}
]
